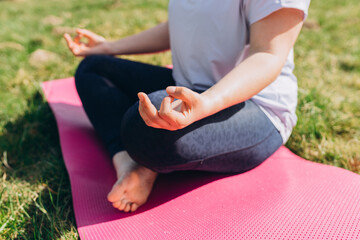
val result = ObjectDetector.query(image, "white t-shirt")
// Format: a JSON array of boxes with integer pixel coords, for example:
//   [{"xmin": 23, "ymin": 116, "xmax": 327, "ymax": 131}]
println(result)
[{"xmin": 168, "ymin": 0, "xmax": 311, "ymax": 143}]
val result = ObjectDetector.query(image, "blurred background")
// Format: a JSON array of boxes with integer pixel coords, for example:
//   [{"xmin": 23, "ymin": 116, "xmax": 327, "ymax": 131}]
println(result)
[{"xmin": 0, "ymin": 0, "xmax": 359, "ymax": 238}]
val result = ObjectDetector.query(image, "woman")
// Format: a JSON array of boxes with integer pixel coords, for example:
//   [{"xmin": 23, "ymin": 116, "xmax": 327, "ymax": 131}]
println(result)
[{"xmin": 64, "ymin": 0, "xmax": 310, "ymax": 213}]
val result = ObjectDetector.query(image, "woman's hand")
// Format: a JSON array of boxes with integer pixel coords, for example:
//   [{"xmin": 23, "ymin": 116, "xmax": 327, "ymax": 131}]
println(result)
[
  {"xmin": 138, "ymin": 86, "xmax": 210, "ymax": 131},
  {"xmin": 64, "ymin": 29, "xmax": 108, "ymax": 56}
]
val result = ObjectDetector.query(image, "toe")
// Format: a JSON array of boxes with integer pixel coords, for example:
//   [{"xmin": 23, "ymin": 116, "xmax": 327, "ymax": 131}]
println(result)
[
  {"xmin": 112, "ymin": 200, "xmax": 122, "ymax": 209},
  {"xmin": 118, "ymin": 199, "xmax": 127, "ymax": 211},
  {"xmin": 131, "ymin": 203, "xmax": 139, "ymax": 212},
  {"xmin": 124, "ymin": 202, "xmax": 132, "ymax": 212}
]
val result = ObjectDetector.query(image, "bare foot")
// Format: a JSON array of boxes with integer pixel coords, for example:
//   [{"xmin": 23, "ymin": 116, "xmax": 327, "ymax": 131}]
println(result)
[{"xmin": 108, "ymin": 152, "xmax": 158, "ymax": 212}]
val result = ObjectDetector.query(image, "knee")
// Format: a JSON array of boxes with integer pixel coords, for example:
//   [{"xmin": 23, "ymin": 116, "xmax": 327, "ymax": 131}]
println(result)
[
  {"xmin": 75, "ymin": 55, "xmax": 100, "ymax": 76},
  {"xmin": 75, "ymin": 55, "xmax": 114, "ymax": 96},
  {"xmin": 75, "ymin": 56, "xmax": 98, "ymax": 90},
  {"xmin": 75, "ymin": 55, "xmax": 112, "ymax": 84}
]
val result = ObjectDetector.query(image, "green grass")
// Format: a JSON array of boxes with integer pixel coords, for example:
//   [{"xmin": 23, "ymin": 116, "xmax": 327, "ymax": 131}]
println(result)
[{"xmin": 0, "ymin": 0, "xmax": 359, "ymax": 239}]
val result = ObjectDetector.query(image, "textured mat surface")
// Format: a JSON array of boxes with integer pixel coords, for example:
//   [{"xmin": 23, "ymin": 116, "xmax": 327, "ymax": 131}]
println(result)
[{"xmin": 42, "ymin": 77, "xmax": 360, "ymax": 240}]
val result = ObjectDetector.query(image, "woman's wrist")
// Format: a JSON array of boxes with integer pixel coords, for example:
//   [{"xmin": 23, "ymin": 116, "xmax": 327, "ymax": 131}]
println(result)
[
  {"xmin": 200, "ymin": 89, "xmax": 225, "ymax": 118},
  {"xmin": 101, "ymin": 41, "xmax": 116, "ymax": 55},
  {"xmin": 102, "ymin": 39, "xmax": 133, "ymax": 56}
]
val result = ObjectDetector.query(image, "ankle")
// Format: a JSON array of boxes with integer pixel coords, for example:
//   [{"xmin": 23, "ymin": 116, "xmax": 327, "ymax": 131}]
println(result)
[{"xmin": 112, "ymin": 151, "xmax": 137, "ymax": 178}]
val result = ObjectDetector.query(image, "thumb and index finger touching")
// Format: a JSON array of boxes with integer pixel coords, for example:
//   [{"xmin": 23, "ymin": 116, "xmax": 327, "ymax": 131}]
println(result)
[
  {"xmin": 63, "ymin": 28, "xmax": 100, "ymax": 45},
  {"xmin": 75, "ymin": 29, "xmax": 102, "ymax": 41},
  {"xmin": 166, "ymin": 86, "xmax": 198, "ymax": 104},
  {"xmin": 64, "ymin": 29, "xmax": 94, "ymax": 44}
]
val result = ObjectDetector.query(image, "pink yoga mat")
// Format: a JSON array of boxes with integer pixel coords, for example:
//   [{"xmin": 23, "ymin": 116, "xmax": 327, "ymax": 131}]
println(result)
[{"xmin": 42, "ymin": 77, "xmax": 360, "ymax": 240}]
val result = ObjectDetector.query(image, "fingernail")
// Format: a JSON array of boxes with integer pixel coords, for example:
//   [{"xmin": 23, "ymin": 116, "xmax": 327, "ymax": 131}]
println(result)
[{"xmin": 167, "ymin": 86, "xmax": 176, "ymax": 94}]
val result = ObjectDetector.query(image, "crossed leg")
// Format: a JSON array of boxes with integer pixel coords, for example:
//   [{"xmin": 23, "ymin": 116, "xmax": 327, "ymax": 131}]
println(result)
[{"xmin": 75, "ymin": 55, "xmax": 283, "ymax": 212}]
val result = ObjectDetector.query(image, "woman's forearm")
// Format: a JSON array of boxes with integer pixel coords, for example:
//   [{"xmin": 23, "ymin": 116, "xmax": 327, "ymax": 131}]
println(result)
[
  {"xmin": 103, "ymin": 21, "xmax": 170, "ymax": 55},
  {"xmin": 201, "ymin": 52, "xmax": 284, "ymax": 117}
]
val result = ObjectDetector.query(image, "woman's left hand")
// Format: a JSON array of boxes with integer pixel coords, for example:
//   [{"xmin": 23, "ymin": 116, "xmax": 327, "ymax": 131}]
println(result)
[{"xmin": 138, "ymin": 86, "xmax": 209, "ymax": 131}]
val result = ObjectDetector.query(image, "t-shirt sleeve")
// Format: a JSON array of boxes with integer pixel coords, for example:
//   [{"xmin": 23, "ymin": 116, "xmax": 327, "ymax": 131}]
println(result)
[{"xmin": 245, "ymin": 0, "xmax": 311, "ymax": 25}]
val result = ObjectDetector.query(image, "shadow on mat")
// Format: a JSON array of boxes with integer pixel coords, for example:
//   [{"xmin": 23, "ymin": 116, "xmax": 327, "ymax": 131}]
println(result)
[
  {"xmin": 143, "ymin": 170, "xmax": 232, "ymax": 209},
  {"xmin": 89, "ymin": 171, "xmax": 233, "ymax": 225}
]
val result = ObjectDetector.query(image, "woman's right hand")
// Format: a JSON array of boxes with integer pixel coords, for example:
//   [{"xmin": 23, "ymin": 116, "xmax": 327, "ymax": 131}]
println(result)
[{"xmin": 64, "ymin": 29, "xmax": 109, "ymax": 57}]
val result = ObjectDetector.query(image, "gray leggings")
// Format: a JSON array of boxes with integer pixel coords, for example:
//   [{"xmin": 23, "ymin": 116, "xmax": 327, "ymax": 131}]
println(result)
[{"xmin": 75, "ymin": 55, "xmax": 283, "ymax": 173}]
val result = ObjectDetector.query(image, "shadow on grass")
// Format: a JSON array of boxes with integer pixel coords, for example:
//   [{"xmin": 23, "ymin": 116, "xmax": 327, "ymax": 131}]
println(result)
[{"xmin": 0, "ymin": 90, "xmax": 78, "ymax": 239}]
